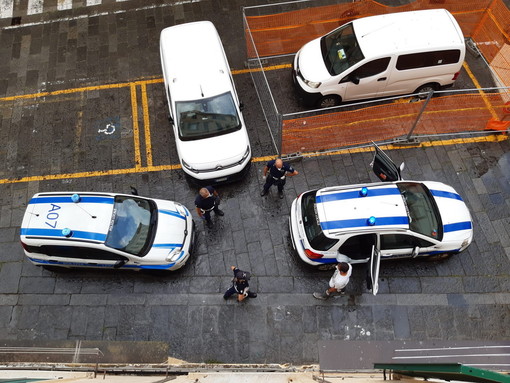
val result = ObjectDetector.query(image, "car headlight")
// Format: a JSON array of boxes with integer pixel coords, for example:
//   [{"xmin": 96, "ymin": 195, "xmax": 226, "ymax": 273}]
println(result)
[
  {"xmin": 166, "ymin": 248, "xmax": 182, "ymax": 262},
  {"xmin": 240, "ymin": 146, "xmax": 251, "ymax": 163},
  {"xmin": 304, "ymin": 78, "xmax": 321, "ymax": 89},
  {"xmin": 181, "ymin": 159, "xmax": 199, "ymax": 173}
]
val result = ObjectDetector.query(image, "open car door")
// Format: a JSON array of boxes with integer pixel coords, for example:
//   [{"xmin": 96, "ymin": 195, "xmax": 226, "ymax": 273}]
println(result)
[
  {"xmin": 368, "ymin": 245, "xmax": 381, "ymax": 296},
  {"xmin": 370, "ymin": 142, "xmax": 404, "ymax": 182}
]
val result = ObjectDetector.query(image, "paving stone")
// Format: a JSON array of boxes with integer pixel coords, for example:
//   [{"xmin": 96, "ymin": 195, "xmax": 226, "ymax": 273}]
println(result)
[
  {"xmin": 0, "ymin": 262, "xmax": 22, "ymax": 293},
  {"xmin": 18, "ymin": 276, "xmax": 55, "ymax": 294},
  {"xmin": 420, "ymin": 276, "xmax": 463, "ymax": 294},
  {"xmin": 462, "ymin": 276, "xmax": 502, "ymax": 293},
  {"xmin": 371, "ymin": 306, "xmax": 396, "ymax": 341},
  {"xmin": 387, "ymin": 276, "xmax": 422, "ymax": 294},
  {"xmin": 473, "ymin": 211, "xmax": 500, "ymax": 243}
]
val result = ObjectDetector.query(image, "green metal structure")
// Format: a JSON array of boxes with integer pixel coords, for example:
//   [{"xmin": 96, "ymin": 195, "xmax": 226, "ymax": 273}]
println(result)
[{"xmin": 374, "ymin": 363, "xmax": 510, "ymax": 383}]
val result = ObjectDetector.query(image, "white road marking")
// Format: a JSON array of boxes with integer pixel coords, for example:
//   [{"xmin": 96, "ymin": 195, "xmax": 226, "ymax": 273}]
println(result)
[
  {"xmin": 2, "ymin": 0, "xmax": 203, "ymax": 29},
  {"xmin": 0, "ymin": 0, "xmax": 13, "ymax": 19},
  {"xmin": 27, "ymin": 0, "xmax": 44, "ymax": 15},
  {"xmin": 57, "ymin": 0, "xmax": 73, "ymax": 11}
]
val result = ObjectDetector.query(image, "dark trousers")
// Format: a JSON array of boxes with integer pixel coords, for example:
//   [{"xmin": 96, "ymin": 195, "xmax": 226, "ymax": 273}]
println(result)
[
  {"xmin": 223, "ymin": 286, "xmax": 257, "ymax": 299},
  {"xmin": 263, "ymin": 176, "xmax": 286, "ymax": 193},
  {"xmin": 202, "ymin": 197, "xmax": 221, "ymax": 222}
]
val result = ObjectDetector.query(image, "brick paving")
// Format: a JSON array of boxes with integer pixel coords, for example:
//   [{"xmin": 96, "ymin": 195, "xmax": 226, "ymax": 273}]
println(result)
[{"xmin": 0, "ymin": 0, "xmax": 509, "ymax": 366}]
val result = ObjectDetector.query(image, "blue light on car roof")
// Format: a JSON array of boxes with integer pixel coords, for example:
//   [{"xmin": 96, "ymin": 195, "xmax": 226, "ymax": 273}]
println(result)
[
  {"xmin": 367, "ymin": 216, "xmax": 376, "ymax": 226},
  {"xmin": 62, "ymin": 228, "xmax": 73, "ymax": 237},
  {"xmin": 71, "ymin": 193, "xmax": 81, "ymax": 203},
  {"xmin": 359, "ymin": 187, "xmax": 368, "ymax": 197}
]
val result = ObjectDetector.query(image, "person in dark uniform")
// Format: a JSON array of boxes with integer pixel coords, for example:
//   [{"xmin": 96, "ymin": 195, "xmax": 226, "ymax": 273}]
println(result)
[
  {"xmin": 223, "ymin": 266, "xmax": 257, "ymax": 302},
  {"xmin": 260, "ymin": 158, "xmax": 299, "ymax": 199},
  {"xmin": 195, "ymin": 186, "xmax": 224, "ymax": 228}
]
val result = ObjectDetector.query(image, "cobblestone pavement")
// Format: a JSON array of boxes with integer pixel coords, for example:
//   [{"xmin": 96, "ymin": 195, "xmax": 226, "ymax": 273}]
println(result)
[{"xmin": 0, "ymin": 0, "xmax": 509, "ymax": 365}]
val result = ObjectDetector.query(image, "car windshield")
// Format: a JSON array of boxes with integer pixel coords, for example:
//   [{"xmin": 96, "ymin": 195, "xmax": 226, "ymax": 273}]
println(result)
[
  {"xmin": 321, "ymin": 23, "xmax": 364, "ymax": 76},
  {"xmin": 397, "ymin": 182, "xmax": 443, "ymax": 240},
  {"xmin": 105, "ymin": 196, "xmax": 157, "ymax": 256},
  {"xmin": 176, "ymin": 92, "xmax": 241, "ymax": 141},
  {"xmin": 301, "ymin": 191, "xmax": 338, "ymax": 251}
]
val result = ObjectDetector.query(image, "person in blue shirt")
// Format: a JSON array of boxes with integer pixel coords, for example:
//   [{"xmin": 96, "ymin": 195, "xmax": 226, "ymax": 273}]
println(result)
[{"xmin": 260, "ymin": 158, "xmax": 299, "ymax": 199}]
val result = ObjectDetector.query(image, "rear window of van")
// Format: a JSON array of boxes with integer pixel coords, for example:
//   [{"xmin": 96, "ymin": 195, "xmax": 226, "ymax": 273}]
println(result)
[{"xmin": 396, "ymin": 49, "xmax": 461, "ymax": 70}]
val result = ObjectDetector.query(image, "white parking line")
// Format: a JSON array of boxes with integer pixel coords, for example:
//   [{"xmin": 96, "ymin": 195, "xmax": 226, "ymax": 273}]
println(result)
[
  {"xmin": 27, "ymin": 0, "xmax": 44, "ymax": 15},
  {"xmin": 57, "ymin": 0, "xmax": 73, "ymax": 11},
  {"xmin": 2, "ymin": 0, "xmax": 203, "ymax": 28},
  {"xmin": 0, "ymin": 0, "xmax": 13, "ymax": 18}
]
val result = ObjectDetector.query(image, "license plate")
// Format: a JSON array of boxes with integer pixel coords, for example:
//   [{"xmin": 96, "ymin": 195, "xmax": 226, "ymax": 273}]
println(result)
[{"xmin": 215, "ymin": 177, "xmax": 228, "ymax": 182}]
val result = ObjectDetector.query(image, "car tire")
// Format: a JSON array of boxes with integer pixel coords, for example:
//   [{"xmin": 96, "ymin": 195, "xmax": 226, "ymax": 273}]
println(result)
[
  {"xmin": 414, "ymin": 83, "xmax": 438, "ymax": 99},
  {"xmin": 317, "ymin": 95, "xmax": 341, "ymax": 108}
]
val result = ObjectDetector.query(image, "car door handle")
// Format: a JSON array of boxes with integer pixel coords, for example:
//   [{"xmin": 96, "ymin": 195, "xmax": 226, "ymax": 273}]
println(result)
[{"xmin": 377, "ymin": 77, "xmax": 387, "ymax": 81}]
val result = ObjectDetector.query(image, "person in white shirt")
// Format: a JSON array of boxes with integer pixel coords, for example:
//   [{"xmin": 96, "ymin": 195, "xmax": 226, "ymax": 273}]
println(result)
[{"xmin": 313, "ymin": 262, "xmax": 352, "ymax": 300}]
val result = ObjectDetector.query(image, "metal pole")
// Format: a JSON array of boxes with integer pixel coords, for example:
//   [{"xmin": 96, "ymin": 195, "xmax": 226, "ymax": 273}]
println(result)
[
  {"xmin": 406, "ymin": 90, "xmax": 433, "ymax": 141},
  {"xmin": 277, "ymin": 113, "xmax": 283, "ymax": 156}
]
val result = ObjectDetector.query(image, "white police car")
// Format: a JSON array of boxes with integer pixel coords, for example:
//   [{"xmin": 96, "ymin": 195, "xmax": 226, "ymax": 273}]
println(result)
[
  {"xmin": 20, "ymin": 192, "xmax": 195, "ymax": 271},
  {"xmin": 289, "ymin": 144, "xmax": 473, "ymax": 294}
]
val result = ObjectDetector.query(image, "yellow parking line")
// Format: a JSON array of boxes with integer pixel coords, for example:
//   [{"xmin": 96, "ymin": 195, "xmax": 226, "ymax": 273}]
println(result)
[
  {"xmin": 141, "ymin": 83, "xmax": 153, "ymax": 167},
  {"xmin": 0, "ymin": 64, "xmax": 507, "ymax": 185},
  {"xmin": 0, "ymin": 134, "xmax": 506, "ymax": 185},
  {"xmin": 462, "ymin": 61, "xmax": 498, "ymax": 119},
  {"xmin": 232, "ymin": 63, "xmax": 292, "ymax": 75},
  {"xmin": 0, "ymin": 82, "xmax": 131, "ymax": 102},
  {"xmin": 130, "ymin": 84, "xmax": 142, "ymax": 169}
]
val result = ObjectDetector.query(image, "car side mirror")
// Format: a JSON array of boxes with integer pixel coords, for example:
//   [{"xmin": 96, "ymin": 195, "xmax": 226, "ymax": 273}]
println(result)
[
  {"xmin": 130, "ymin": 186, "xmax": 138, "ymax": 195},
  {"xmin": 168, "ymin": 115, "xmax": 174, "ymax": 124},
  {"xmin": 114, "ymin": 259, "xmax": 127, "ymax": 269},
  {"xmin": 351, "ymin": 75, "xmax": 360, "ymax": 85},
  {"xmin": 239, "ymin": 102, "xmax": 244, "ymax": 111},
  {"xmin": 412, "ymin": 246, "xmax": 419, "ymax": 258}
]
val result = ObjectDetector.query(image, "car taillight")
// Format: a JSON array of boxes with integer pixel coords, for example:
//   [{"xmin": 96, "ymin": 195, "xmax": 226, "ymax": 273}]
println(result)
[
  {"xmin": 20, "ymin": 240, "xmax": 31, "ymax": 253},
  {"xmin": 305, "ymin": 249, "xmax": 323, "ymax": 259},
  {"xmin": 452, "ymin": 71, "xmax": 460, "ymax": 81}
]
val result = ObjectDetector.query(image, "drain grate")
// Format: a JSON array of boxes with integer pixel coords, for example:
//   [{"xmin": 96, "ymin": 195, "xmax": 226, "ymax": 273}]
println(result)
[{"xmin": 11, "ymin": 16, "xmax": 21, "ymax": 26}]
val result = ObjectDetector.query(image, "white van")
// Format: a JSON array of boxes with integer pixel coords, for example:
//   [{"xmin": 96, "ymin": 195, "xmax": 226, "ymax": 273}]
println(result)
[
  {"xmin": 160, "ymin": 21, "xmax": 251, "ymax": 183},
  {"xmin": 293, "ymin": 9, "xmax": 466, "ymax": 108}
]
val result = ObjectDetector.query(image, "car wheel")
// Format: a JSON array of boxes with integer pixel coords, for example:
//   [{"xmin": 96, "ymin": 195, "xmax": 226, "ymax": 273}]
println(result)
[
  {"xmin": 414, "ymin": 83, "xmax": 438, "ymax": 99},
  {"xmin": 317, "ymin": 95, "xmax": 341, "ymax": 108}
]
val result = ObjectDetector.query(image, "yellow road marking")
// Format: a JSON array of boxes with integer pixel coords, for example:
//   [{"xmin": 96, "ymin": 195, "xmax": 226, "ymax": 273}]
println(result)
[
  {"xmin": 462, "ymin": 61, "xmax": 498, "ymax": 119},
  {"xmin": 0, "ymin": 63, "xmax": 506, "ymax": 185},
  {"xmin": 232, "ymin": 63, "xmax": 292, "ymax": 75},
  {"xmin": 141, "ymin": 83, "xmax": 153, "ymax": 167},
  {"xmin": 0, "ymin": 134, "xmax": 506, "ymax": 185},
  {"xmin": 130, "ymin": 84, "xmax": 142, "ymax": 169}
]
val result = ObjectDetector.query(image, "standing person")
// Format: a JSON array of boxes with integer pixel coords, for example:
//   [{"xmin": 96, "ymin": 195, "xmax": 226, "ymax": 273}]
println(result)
[
  {"xmin": 223, "ymin": 266, "xmax": 257, "ymax": 302},
  {"xmin": 195, "ymin": 186, "xmax": 224, "ymax": 228},
  {"xmin": 313, "ymin": 262, "xmax": 352, "ymax": 300},
  {"xmin": 260, "ymin": 158, "xmax": 299, "ymax": 199}
]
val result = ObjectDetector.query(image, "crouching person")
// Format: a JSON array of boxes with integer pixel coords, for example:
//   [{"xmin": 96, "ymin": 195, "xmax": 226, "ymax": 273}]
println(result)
[{"xmin": 223, "ymin": 266, "xmax": 257, "ymax": 302}]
